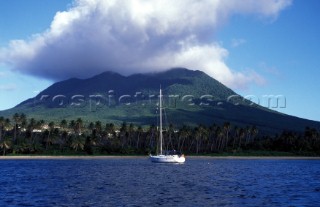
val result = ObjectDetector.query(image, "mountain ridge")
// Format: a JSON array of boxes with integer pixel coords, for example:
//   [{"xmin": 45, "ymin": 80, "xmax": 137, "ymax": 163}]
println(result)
[{"xmin": 1, "ymin": 68, "xmax": 319, "ymax": 135}]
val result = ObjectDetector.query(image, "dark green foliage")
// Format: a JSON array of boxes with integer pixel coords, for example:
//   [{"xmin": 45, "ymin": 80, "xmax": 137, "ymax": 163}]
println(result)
[
  {"xmin": 0, "ymin": 115, "xmax": 320, "ymax": 156},
  {"xmin": 84, "ymin": 136, "xmax": 93, "ymax": 155}
]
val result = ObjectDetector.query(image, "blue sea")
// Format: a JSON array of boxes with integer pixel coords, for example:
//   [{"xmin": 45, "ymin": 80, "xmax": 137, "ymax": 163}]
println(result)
[{"xmin": 0, "ymin": 157, "xmax": 319, "ymax": 207}]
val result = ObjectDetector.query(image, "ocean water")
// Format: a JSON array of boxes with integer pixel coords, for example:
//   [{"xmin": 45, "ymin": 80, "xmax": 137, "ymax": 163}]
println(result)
[{"xmin": 0, "ymin": 158, "xmax": 319, "ymax": 207}]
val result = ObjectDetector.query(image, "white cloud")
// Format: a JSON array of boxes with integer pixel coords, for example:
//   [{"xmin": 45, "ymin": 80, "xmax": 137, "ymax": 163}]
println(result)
[{"xmin": 0, "ymin": 0, "xmax": 292, "ymax": 89}]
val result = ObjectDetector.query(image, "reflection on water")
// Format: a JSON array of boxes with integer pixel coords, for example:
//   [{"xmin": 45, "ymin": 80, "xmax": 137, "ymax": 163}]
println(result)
[{"xmin": 0, "ymin": 158, "xmax": 319, "ymax": 206}]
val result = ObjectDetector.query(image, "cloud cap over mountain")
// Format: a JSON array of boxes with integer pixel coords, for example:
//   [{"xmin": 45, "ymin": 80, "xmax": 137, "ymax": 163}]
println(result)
[{"xmin": 0, "ymin": 0, "xmax": 292, "ymax": 89}]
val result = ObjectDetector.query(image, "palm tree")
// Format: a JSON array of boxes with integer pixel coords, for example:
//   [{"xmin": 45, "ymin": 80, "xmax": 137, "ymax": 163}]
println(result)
[
  {"xmin": 38, "ymin": 120, "xmax": 45, "ymax": 130},
  {"xmin": 27, "ymin": 118, "xmax": 37, "ymax": 142},
  {"xmin": 223, "ymin": 122, "xmax": 231, "ymax": 151},
  {"xmin": 0, "ymin": 117, "xmax": 5, "ymax": 141},
  {"xmin": 201, "ymin": 125, "xmax": 209, "ymax": 153},
  {"xmin": 95, "ymin": 121, "xmax": 102, "ymax": 130},
  {"xmin": 233, "ymin": 126, "xmax": 239, "ymax": 150},
  {"xmin": 194, "ymin": 125, "xmax": 207, "ymax": 154},
  {"xmin": 60, "ymin": 119, "xmax": 68, "ymax": 131},
  {"xmin": 251, "ymin": 126, "xmax": 259, "ymax": 143},
  {"xmin": 105, "ymin": 123, "xmax": 116, "ymax": 138},
  {"xmin": 178, "ymin": 125, "xmax": 190, "ymax": 152},
  {"xmin": 45, "ymin": 121, "xmax": 55, "ymax": 150},
  {"xmin": 245, "ymin": 126, "xmax": 252, "ymax": 146},
  {"xmin": 75, "ymin": 118, "xmax": 83, "ymax": 134},
  {"xmin": 12, "ymin": 113, "xmax": 20, "ymax": 143},
  {"xmin": 28, "ymin": 141, "xmax": 43, "ymax": 154},
  {"xmin": 56, "ymin": 120, "xmax": 68, "ymax": 151},
  {"xmin": 194, "ymin": 127, "xmax": 202, "ymax": 154},
  {"xmin": 70, "ymin": 135, "xmax": 85, "ymax": 152},
  {"xmin": 238, "ymin": 128, "xmax": 245, "ymax": 150},
  {"xmin": 136, "ymin": 126, "xmax": 143, "ymax": 149},
  {"xmin": 88, "ymin": 122, "xmax": 95, "ymax": 135},
  {"xmin": 32, "ymin": 120, "xmax": 45, "ymax": 144},
  {"xmin": 147, "ymin": 124, "xmax": 156, "ymax": 152},
  {"xmin": 128, "ymin": 123, "xmax": 135, "ymax": 148},
  {"xmin": 57, "ymin": 130, "xmax": 68, "ymax": 151},
  {"xmin": 0, "ymin": 137, "xmax": 11, "ymax": 155},
  {"xmin": 119, "ymin": 122, "xmax": 128, "ymax": 149},
  {"xmin": 166, "ymin": 123, "xmax": 175, "ymax": 151},
  {"xmin": 12, "ymin": 113, "xmax": 27, "ymax": 143},
  {"xmin": 69, "ymin": 120, "xmax": 76, "ymax": 133},
  {"xmin": 21, "ymin": 115, "xmax": 27, "ymax": 131},
  {"xmin": 2, "ymin": 118, "xmax": 11, "ymax": 141},
  {"xmin": 216, "ymin": 127, "xmax": 224, "ymax": 151}
]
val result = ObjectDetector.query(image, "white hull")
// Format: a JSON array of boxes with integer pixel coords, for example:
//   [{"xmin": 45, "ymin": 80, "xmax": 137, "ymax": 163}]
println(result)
[{"xmin": 150, "ymin": 154, "xmax": 185, "ymax": 163}]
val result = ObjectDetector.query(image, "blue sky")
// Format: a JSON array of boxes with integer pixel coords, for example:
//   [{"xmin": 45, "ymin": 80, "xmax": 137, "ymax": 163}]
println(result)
[
  {"xmin": 0, "ymin": 0, "xmax": 71, "ymax": 108},
  {"xmin": 0, "ymin": 0, "xmax": 319, "ymax": 122},
  {"xmin": 218, "ymin": 0, "xmax": 320, "ymax": 121}
]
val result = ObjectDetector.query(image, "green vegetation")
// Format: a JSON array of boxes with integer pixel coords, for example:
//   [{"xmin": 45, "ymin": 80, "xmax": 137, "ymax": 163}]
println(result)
[
  {"xmin": 1, "ymin": 113, "xmax": 319, "ymax": 156},
  {"xmin": 1, "ymin": 68, "xmax": 320, "ymax": 135}
]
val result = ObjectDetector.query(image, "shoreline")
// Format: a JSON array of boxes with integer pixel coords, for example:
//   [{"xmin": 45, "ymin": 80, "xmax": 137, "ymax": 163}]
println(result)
[{"xmin": 1, "ymin": 155, "xmax": 320, "ymax": 160}]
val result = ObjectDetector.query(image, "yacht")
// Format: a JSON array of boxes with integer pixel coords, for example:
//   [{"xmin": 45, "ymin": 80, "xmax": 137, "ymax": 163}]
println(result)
[{"xmin": 149, "ymin": 87, "xmax": 185, "ymax": 163}]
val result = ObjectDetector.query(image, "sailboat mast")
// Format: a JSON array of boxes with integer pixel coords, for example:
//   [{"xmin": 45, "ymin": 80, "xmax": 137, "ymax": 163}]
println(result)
[{"xmin": 159, "ymin": 87, "xmax": 163, "ymax": 155}]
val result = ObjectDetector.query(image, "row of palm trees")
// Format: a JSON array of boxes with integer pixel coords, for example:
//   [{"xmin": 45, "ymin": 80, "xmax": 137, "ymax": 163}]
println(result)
[{"xmin": 0, "ymin": 113, "xmax": 319, "ymax": 155}]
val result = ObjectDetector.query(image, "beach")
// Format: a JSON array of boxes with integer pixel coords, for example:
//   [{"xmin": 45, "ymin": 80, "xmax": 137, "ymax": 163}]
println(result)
[{"xmin": 1, "ymin": 155, "xmax": 320, "ymax": 160}]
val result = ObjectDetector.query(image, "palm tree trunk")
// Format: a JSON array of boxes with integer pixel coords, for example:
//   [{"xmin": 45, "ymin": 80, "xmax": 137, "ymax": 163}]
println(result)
[
  {"xmin": 136, "ymin": 133, "xmax": 140, "ymax": 149},
  {"xmin": 225, "ymin": 132, "xmax": 229, "ymax": 150},
  {"xmin": 0, "ymin": 127, "xmax": 2, "ymax": 141},
  {"xmin": 180, "ymin": 136, "xmax": 186, "ymax": 152},
  {"xmin": 14, "ymin": 124, "xmax": 17, "ymax": 143},
  {"xmin": 210, "ymin": 140, "xmax": 215, "ymax": 151},
  {"xmin": 46, "ymin": 131, "xmax": 51, "ymax": 150},
  {"xmin": 233, "ymin": 136, "xmax": 237, "ymax": 150},
  {"xmin": 188, "ymin": 139, "xmax": 195, "ymax": 152},
  {"xmin": 238, "ymin": 136, "xmax": 242, "ymax": 150}
]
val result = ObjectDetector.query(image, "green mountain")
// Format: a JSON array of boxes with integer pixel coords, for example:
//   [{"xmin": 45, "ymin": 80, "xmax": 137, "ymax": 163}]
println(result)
[{"xmin": 1, "ymin": 68, "xmax": 319, "ymax": 134}]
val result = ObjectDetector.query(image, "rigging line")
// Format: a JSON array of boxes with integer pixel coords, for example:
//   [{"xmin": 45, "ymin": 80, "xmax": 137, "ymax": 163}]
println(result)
[{"xmin": 155, "ymin": 107, "xmax": 159, "ymax": 154}]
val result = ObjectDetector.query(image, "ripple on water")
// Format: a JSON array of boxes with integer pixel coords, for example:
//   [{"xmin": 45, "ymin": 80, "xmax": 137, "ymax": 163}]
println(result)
[{"xmin": 0, "ymin": 158, "xmax": 319, "ymax": 206}]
